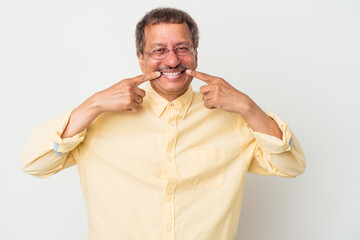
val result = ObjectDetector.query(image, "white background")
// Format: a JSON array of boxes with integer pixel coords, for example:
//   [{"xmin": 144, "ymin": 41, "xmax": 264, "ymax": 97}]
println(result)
[{"xmin": 1, "ymin": 0, "xmax": 359, "ymax": 239}]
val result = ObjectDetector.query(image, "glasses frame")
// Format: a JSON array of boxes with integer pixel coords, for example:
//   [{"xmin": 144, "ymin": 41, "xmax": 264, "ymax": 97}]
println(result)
[{"xmin": 143, "ymin": 44, "xmax": 195, "ymax": 60}]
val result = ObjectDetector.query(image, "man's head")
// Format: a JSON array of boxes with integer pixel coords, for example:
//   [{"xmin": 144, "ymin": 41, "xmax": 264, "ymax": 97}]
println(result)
[{"xmin": 135, "ymin": 8, "xmax": 199, "ymax": 101}]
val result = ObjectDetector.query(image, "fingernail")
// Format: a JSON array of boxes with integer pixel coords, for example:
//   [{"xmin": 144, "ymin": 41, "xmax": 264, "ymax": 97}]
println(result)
[
  {"xmin": 155, "ymin": 71, "xmax": 161, "ymax": 77},
  {"xmin": 186, "ymin": 69, "xmax": 192, "ymax": 74}
]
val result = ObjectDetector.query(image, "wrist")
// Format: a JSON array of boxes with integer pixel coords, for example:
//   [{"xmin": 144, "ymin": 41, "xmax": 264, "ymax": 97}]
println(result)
[
  {"xmin": 237, "ymin": 95, "xmax": 256, "ymax": 117},
  {"xmin": 87, "ymin": 94, "xmax": 103, "ymax": 115},
  {"xmin": 76, "ymin": 96, "xmax": 102, "ymax": 121}
]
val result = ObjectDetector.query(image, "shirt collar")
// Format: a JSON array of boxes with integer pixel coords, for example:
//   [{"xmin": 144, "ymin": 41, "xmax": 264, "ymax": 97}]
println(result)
[{"xmin": 143, "ymin": 81, "xmax": 193, "ymax": 119}]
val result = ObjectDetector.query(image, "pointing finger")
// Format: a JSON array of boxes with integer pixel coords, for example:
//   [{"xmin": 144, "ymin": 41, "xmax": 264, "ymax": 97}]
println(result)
[
  {"xmin": 185, "ymin": 69, "xmax": 216, "ymax": 84},
  {"xmin": 132, "ymin": 71, "xmax": 161, "ymax": 86}
]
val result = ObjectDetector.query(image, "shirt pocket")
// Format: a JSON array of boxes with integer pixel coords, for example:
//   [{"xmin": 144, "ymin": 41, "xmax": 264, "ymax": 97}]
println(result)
[{"xmin": 184, "ymin": 148, "xmax": 225, "ymax": 189}]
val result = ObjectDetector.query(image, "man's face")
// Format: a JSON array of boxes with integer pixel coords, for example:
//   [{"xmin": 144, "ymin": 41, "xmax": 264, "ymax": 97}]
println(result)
[{"xmin": 138, "ymin": 23, "xmax": 198, "ymax": 100}]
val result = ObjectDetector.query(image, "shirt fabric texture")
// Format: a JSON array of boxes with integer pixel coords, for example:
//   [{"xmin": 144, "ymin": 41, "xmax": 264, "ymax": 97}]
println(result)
[{"xmin": 21, "ymin": 82, "xmax": 306, "ymax": 240}]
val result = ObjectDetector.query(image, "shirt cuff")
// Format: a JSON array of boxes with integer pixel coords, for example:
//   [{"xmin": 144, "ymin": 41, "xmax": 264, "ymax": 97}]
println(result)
[
  {"xmin": 52, "ymin": 109, "xmax": 87, "ymax": 156},
  {"xmin": 251, "ymin": 111, "xmax": 293, "ymax": 154}
]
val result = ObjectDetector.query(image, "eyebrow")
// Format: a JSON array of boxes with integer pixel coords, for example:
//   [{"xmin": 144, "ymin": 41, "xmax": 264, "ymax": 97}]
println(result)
[{"xmin": 149, "ymin": 43, "xmax": 166, "ymax": 48}]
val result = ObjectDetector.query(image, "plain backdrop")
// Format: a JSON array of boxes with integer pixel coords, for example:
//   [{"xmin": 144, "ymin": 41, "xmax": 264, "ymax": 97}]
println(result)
[{"xmin": 1, "ymin": 0, "xmax": 359, "ymax": 239}]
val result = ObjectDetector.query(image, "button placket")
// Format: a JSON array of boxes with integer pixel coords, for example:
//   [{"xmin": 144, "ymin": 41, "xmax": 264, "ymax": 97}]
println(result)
[{"xmin": 162, "ymin": 105, "xmax": 179, "ymax": 240}]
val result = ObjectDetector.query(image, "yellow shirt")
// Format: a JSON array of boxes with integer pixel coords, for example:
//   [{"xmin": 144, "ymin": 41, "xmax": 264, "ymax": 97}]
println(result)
[{"xmin": 21, "ymin": 82, "xmax": 305, "ymax": 240}]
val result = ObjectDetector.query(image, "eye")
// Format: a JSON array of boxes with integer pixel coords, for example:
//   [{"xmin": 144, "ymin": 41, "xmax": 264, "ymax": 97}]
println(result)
[
  {"xmin": 175, "ymin": 45, "xmax": 191, "ymax": 54},
  {"xmin": 151, "ymin": 48, "xmax": 167, "ymax": 56}
]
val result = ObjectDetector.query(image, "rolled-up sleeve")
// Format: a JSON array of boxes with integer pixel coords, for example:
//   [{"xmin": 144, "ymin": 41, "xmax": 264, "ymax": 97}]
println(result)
[
  {"xmin": 248, "ymin": 111, "xmax": 306, "ymax": 177},
  {"xmin": 21, "ymin": 109, "xmax": 87, "ymax": 178}
]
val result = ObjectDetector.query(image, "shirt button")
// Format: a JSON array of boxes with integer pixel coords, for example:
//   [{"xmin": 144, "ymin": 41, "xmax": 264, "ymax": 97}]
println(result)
[
  {"xmin": 168, "ymin": 190, "xmax": 172, "ymax": 194},
  {"xmin": 170, "ymin": 103, "xmax": 174, "ymax": 107},
  {"xmin": 168, "ymin": 227, "xmax": 172, "ymax": 231}
]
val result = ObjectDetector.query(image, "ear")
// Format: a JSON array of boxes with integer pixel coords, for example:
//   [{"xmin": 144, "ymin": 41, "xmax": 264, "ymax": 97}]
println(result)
[{"xmin": 138, "ymin": 53, "xmax": 146, "ymax": 73}]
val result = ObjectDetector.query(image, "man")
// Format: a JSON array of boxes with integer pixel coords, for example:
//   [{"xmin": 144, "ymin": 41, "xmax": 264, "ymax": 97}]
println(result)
[{"xmin": 22, "ymin": 7, "xmax": 305, "ymax": 240}]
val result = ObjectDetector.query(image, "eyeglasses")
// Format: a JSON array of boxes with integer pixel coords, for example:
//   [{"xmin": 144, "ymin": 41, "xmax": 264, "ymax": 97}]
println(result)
[{"xmin": 143, "ymin": 44, "xmax": 194, "ymax": 60}]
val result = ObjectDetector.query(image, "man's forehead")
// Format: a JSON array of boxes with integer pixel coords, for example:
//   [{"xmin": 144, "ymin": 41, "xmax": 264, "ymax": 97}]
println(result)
[{"xmin": 144, "ymin": 23, "xmax": 192, "ymax": 46}]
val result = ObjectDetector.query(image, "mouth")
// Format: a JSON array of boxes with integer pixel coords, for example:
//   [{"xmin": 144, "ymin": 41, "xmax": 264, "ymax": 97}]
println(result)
[{"xmin": 160, "ymin": 69, "xmax": 186, "ymax": 80}]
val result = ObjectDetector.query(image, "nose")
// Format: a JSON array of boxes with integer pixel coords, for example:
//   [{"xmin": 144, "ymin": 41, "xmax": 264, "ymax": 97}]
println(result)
[{"xmin": 163, "ymin": 49, "xmax": 181, "ymax": 68}]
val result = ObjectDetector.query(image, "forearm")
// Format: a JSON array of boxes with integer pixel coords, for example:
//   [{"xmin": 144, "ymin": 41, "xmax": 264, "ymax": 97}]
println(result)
[
  {"xmin": 61, "ymin": 96, "xmax": 101, "ymax": 139},
  {"xmin": 22, "ymin": 110, "xmax": 88, "ymax": 178},
  {"xmin": 249, "ymin": 133, "xmax": 306, "ymax": 177},
  {"xmin": 247, "ymin": 110, "xmax": 306, "ymax": 177},
  {"xmin": 240, "ymin": 99, "xmax": 283, "ymax": 140}
]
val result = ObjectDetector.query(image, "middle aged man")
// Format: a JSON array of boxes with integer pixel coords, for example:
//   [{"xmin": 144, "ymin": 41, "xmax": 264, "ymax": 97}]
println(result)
[{"xmin": 22, "ymin": 7, "xmax": 306, "ymax": 240}]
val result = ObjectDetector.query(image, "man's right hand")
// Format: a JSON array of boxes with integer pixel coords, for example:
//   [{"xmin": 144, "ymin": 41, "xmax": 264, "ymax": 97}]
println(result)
[
  {"xmin": 91, "ymin": 71, "xmax": 161, "ymax": 114},
  {"xmin": 60, "ymin": 71, "xmax": 160, "ymax": 139}
]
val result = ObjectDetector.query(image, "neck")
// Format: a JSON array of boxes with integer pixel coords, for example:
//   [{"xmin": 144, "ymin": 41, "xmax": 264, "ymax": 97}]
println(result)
[{"xmin": 150, "ymin": 82, "xmax": 189, "ymax": 102}]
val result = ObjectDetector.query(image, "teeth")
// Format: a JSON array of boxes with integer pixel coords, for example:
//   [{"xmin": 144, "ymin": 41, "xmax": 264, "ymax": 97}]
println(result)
[{"xmin": 162, "ymin": 72, "xmax": 182, "ymax": 76}]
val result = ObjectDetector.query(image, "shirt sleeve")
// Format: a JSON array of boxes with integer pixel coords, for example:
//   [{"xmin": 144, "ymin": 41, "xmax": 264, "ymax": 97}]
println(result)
[
  {"xmin": 21, "ymin": 109, "xmax": 87, "ymax": 179},
  {"xmin": 248, "ymin": 111, "xmax": 306, "ymax": 177}
]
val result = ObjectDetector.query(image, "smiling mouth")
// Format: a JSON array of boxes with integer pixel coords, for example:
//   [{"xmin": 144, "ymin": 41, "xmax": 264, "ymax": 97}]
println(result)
[{"xmin": 161, "ymin": 70, "xmax": 186, "ymax": 76}]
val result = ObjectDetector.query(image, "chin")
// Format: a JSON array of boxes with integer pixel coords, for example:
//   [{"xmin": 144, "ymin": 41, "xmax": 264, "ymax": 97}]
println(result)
[{"xmin": 156, "ymin": 81, "xmax": 188, "ymax": 93}]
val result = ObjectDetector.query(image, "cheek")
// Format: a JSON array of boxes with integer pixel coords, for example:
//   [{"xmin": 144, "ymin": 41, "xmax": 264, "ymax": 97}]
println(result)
[
  {"xmin": 186, "ymin": 54, "xmax": 197, "ymax": 68},
  {"xmin": 142, "ymin": 57, "xmax": 160, "ymax": 70},
  {"xmin": 146, "ymin": 61, "xmax": 162, "ymax": 71},
  {"xmin": 186, "ymin": 59, "xmax": 197, "ymax": 69}
]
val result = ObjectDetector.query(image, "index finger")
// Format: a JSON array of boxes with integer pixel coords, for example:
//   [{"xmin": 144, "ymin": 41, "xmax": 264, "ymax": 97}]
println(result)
[
  {"xmin": 132, "ymin": 71, "xmax": 161, "ymax": 86},
  {"xmin": 185, "ymin": 69, "xmax": 217, "ymax": 84}
]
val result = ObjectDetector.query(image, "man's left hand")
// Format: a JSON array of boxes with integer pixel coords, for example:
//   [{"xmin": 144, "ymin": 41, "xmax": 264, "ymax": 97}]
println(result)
[
  {"xmin": 185, "ymin": 69, "xmax": 253, "ymax": 115},
  {"xmin": 185, "ymin": 69, "xmax": 283, "ymax": 140}
]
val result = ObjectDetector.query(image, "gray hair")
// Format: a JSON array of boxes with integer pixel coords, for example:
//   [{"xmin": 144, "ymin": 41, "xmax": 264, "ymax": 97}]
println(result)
[{"xmin": 135, "ymin": 7, "xmax": 199, "ymax": 56}]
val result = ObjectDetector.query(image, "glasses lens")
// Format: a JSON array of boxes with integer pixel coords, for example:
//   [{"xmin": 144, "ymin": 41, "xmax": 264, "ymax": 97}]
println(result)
[
  {"xmin": 175, "ymin": 44, "xmax": 193, "ymax": 55},
  {"xmin": 150, "ymin": 48, "xmax": 167, "ymax": 59}
]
